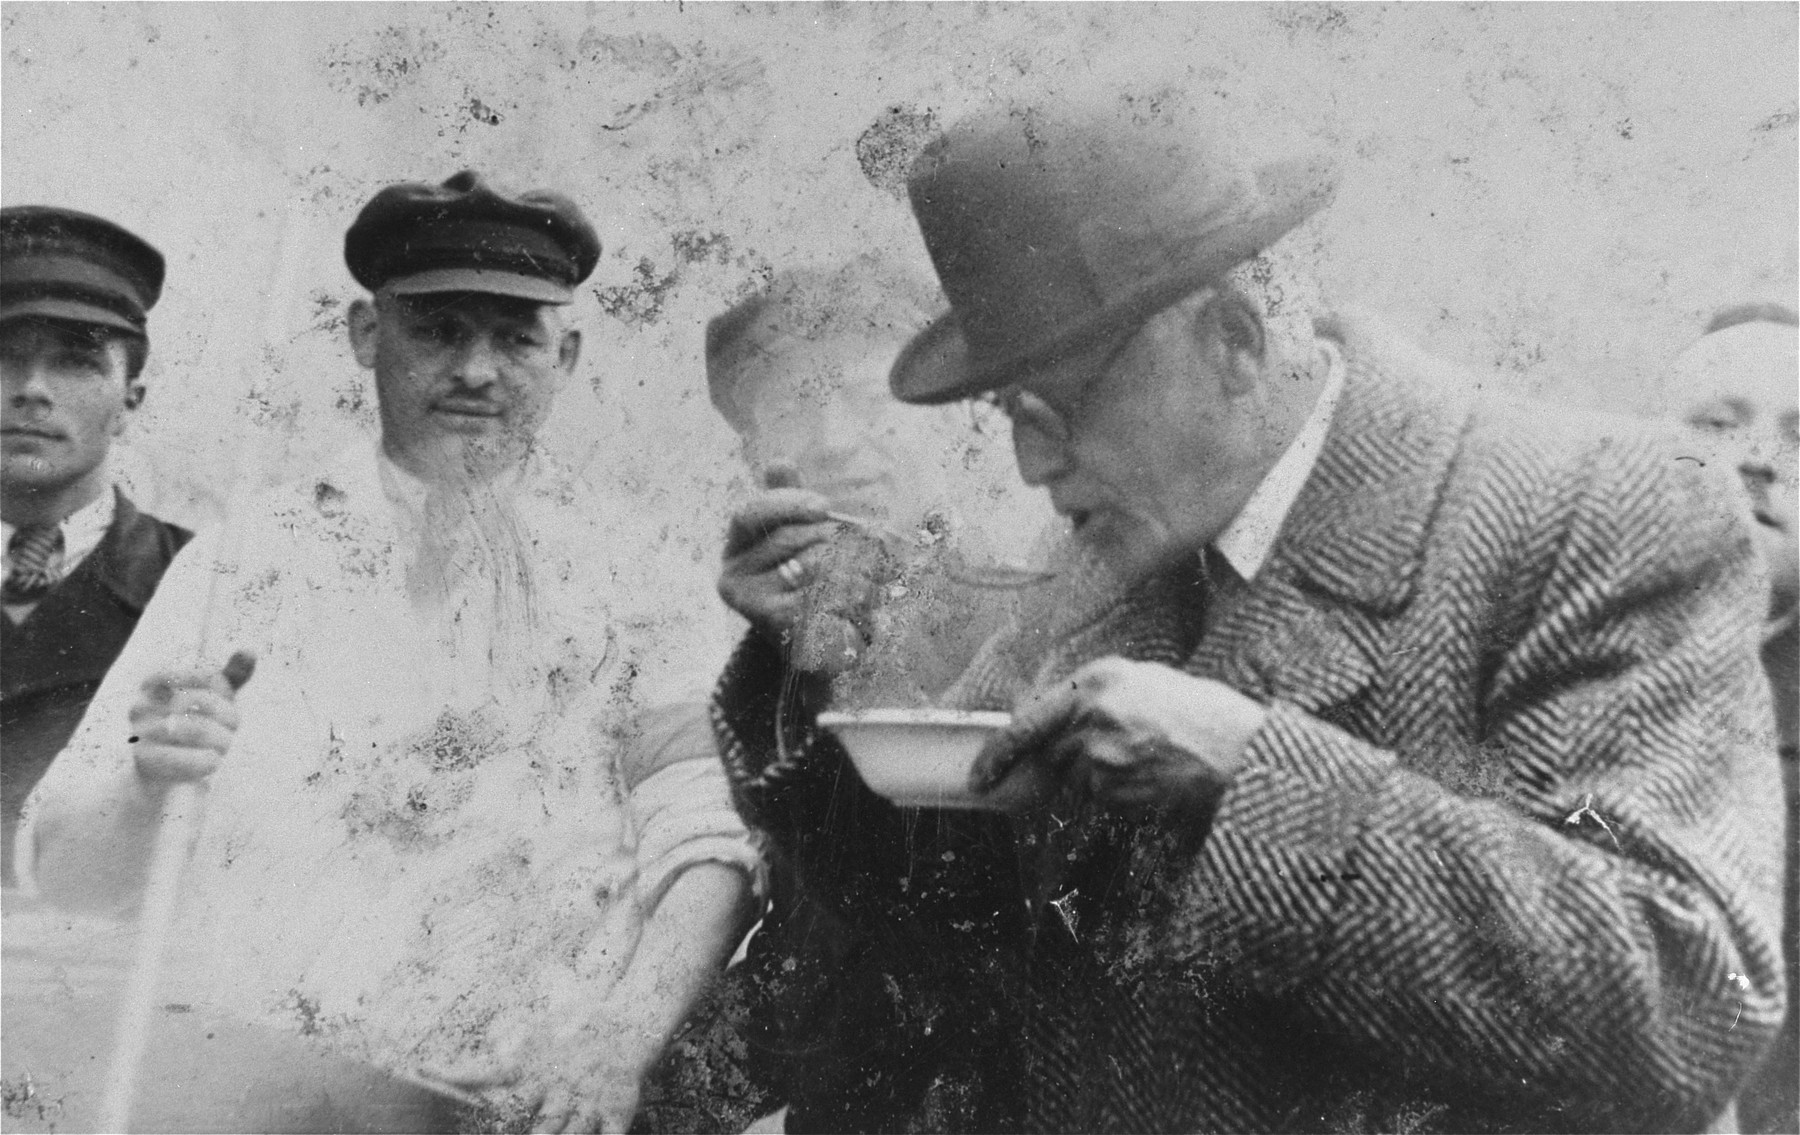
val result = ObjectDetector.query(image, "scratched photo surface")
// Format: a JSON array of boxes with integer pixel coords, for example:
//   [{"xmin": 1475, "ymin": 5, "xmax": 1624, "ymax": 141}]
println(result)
[{"xmin": 2, "ymin": 3, "xmax": 1794, "ymax": 1133}]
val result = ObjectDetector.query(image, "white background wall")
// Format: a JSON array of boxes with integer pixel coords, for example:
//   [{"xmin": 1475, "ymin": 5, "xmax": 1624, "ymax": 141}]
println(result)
[{"xmin": 5, "ymin": 2, "xmax": 1795, "ymax": 540}]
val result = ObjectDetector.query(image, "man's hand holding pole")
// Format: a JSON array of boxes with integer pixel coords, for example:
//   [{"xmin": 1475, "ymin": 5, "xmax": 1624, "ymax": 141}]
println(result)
[
  {"xmin": 99, "ymin": 649, "xmax": 255, "ymax": 1133},
  {"xmin": 127, "ymin": 650, "xmax": 255, "ymax": 786}
]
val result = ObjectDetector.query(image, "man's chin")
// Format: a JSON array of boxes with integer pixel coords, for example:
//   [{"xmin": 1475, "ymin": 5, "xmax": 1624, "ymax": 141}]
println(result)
[
  {"xmin": 0, "ymin": 453, "xmax": 70, "ymax": 487},
  {"xmin": 1769, "ymin": 582, "xmax": 1799, "ymax": 623},
  {"xmin": 1754, "ymin": 530, "xmax": 1797, "ymax": 611},
  {"xmin": 1071, "ymin": 520, "xmax": 1174, "ymax": 590},
  {"xmin": 401, "ymin": 435, "xmax": 531, "ymax": 484}
]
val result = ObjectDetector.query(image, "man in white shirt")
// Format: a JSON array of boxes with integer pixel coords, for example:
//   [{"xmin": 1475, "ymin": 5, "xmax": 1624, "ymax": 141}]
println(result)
[
  {"xmin": 0, "ymin": 207, "xmax": 191, "ymax": 883},
  {"xmin": 710, "ymin": 95, "xmax": 1785, "ymax": 1131},
  {"xmin": 21, "ymin": 172, "xmax": 757, "ymax": 1133}
]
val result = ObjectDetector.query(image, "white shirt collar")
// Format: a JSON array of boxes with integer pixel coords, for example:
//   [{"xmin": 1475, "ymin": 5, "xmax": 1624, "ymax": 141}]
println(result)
[
  {"xmin": 1, "ymin": 487, "xmax": 118, "ymax": 579},
  {"xmin": 1212, "ymin": 339, "xmax": 1347, "ymax": 582},
  {"xmin": 372, "ymin": 443, "xmax": 431, "ymax": 522},
  {"xmin": 368, "ymin": 443, "xmax": 537, "ymax": 520}
]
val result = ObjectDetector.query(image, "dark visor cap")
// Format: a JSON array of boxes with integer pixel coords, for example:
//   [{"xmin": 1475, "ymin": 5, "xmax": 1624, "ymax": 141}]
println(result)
[
  {"xmin": 345, "ymin": 170, "xmax": 600, "ymax": 305},
  {"xmin": 1, "ymin": 206, "xmax": 165, "ymax": 337}
]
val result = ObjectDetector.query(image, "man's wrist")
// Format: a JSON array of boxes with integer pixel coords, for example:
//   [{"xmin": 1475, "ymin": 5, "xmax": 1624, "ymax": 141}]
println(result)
[
  {"xmin": 1168, "ymin": 749, "xmax": 1243, "ymax": 827},
  {"xmin": 1167, "ymin": 694, "xmax": 1263, "ymax": 823},
  {"xmin": 1167, "ymin": 694, "xmax": 1265, "ymax": 779},
  {"xmin": 1216, "ymin": 701, "xmax": 1266, "ymax": 774}
]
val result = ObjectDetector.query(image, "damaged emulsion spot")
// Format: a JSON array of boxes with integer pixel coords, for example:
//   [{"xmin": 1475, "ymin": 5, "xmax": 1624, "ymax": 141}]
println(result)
[
  {"xmin": 306, "ymin": 290, "xmax": 344, "ymax": 335},
  {"xmin": 595, "ymin": 230, "xmax": 769, "ymax": 328},
  {"xmin": 670, "ymin": 229, "xmax": 732, "ymax": 265},
  {"xmin": 1562, "ymin": 792, "xmax": 1620, "ymax": 849},
  {"xmin": 283, "ymin": 989, "xmax": 326, "ymax": 1037},
  {"xmin": 1753, "ymin": 105, "xmax": 1798, "ymax": 133},
  {"xmin": 321, "ymin": 25, "xmax": 445, "ymax": 108},
  {"xmin": 1268, "ymin": 2, "xmax": 1349, "ymax": 36},
  {"xmin": 465, "ymin": 96, "xmax": 502, "ymax": 126},
  {"xmin": 314, "ymin": 480, "xmax": 347, "ymax": 511},
  {"xmin": 1727, "ymin": 971, "xmax": 1751, "ymax": 1029},
  {"xmin": 595, "ymin": 258, "xmax": 679, "ymax": 326},
  {"xmin": 1, "ymin": 1071, "xmax": 64, "ymax": 1124},
  {"xmin": 855, "ymin": 104, "xmax": 940, "ymax": 199}
]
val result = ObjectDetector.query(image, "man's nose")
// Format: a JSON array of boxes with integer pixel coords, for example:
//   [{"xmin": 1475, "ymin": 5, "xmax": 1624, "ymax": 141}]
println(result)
[
  {"xmin": 1733, "ymin": 428, "xmax": 1797, "ymax": 486},
  {"xmin": 1011, "ymin": 419, "xmax": 1073, "ymax": 486},
  {"xmin": 1739, "ymin": 454, "xmax": 1775, "ymax": 482},
  {"xmin": 807, "ymin": 408, "xmax": 867, "ymax": 467},
  {"xmin": 1737, "ymin": 454, "xmax": 1793, "ymax": 506},
  {"xmin": 2, "ymin": 361, "xmax": 55, "ymax": 405},
  {"xmin": 452, "ymin": 340, "xmax": 505, "ymax": 389}
]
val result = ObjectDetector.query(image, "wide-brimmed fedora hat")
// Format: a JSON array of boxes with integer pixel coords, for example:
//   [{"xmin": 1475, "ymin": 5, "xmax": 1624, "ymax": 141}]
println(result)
[{"xmin": 891, "ymin": 100, "xmax": 1337, "ymax": 404}]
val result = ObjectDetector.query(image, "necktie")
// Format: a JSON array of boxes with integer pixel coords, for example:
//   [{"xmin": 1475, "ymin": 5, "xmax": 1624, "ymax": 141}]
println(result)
[{"xmin": 3, "ymin": 523, "xmax": 64, "ymax": 603}]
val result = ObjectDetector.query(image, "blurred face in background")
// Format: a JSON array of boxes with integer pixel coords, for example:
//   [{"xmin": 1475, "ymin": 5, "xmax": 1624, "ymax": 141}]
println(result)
[
  {"xmin": 1674, "ymin": 320, "xmax": 1799, "ymax": 617},
  {"xmin": 736, "ymin": 335, "xmax": 981, "ymax": 524}
]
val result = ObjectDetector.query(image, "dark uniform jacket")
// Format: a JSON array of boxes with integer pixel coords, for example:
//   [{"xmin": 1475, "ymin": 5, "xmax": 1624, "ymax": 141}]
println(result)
[
  {"xmin": 2, "ymin": 490, "xmax": 190, "ymax": 881},
  {"xmin": 1740, "ymin": 617, "xmax": 1798, "ymax": 1135},
  {"xmin": 712, "ymin": 317, "xmax": 1789, "ymax": 1133}
]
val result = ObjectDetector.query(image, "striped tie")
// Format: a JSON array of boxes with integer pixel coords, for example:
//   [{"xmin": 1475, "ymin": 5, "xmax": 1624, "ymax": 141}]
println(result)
[{"xmin": 3, "ymin": 523, "xmax": 64, "ymax": 603}]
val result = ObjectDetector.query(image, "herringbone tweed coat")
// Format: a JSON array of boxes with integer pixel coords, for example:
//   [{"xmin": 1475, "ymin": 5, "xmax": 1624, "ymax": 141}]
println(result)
[{"xmin": 713, "ymin": 317, "xmax": 1787, "ymax": 1133}]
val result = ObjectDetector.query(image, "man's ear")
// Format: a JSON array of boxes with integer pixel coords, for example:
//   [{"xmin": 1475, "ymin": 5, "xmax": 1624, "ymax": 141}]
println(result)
[
  {"xmin": 1209, "ymin": 290, "xmax": 1266, "ymax": 398},
  {"xmin": 113, "ymin": 381, "xmax": 146, "ymax": 437},
  {"xmin": 557, "ymin": 328, "xmax": 582, "ymax": 375},
  {"xmin": 348, "ymin": 297, "xmax": 380, "ymax": 369}
]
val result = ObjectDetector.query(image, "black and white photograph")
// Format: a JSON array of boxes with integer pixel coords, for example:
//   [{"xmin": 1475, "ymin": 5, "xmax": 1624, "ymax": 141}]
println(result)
[{"xmin": 2, "ymin": 4, "xmax": 1795, "ymax": 1133}]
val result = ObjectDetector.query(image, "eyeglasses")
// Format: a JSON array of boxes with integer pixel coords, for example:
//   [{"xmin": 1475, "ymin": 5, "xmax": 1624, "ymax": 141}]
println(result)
[
  {"xmin": 978, "ymin": 321, "xmax": 1142, "ymax": 448},
  {"xmin": 983, "ymin": 386, "xmax": 1074, "ymax": 446},
  {"xmin": 976, "ymin": 286, "xmax": 1225, "ymax": 451}
]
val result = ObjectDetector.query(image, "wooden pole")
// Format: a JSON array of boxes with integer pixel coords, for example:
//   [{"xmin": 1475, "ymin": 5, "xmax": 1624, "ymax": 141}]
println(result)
[
  {"xmin": 96, "ymin": 780, "xmax": 204, "ymax": 1132},
  {"xmin": 95, "ymin": 646, "xmax": 257, "ymax": 1132},
  {"xmin": 94, "ymin": 106, "xmax": 299, "ymax": 1124}
]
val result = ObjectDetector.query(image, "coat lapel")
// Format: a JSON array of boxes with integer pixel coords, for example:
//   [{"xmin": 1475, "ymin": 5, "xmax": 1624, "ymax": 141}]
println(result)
[
  {"xmin": 88, "ymin": 491, "xmax": 175, "ymax": 613},
  {"xmin": 2, "ymin": 492, "xmax": 188, "ymax": 702},
  {"xmin": 1027, "ymin": 318, "xmax": 1477, "ymax": 965},
  {"xmin": 1189, "ymin": 317, "xmax": 1472, "ymax": 725}
]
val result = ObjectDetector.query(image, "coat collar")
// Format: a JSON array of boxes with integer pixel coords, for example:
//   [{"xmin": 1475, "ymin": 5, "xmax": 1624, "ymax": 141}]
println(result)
[
  {"xmin": 1213, "ymin": 337, "xmax": 1348, "ymax": 582},
  {"xmin": 956, "ymin": 314, "xmax": 1474, "ymax": 718},
  {"xmin": 1260, "ymin": 312, "xmax": 1472, "ymax": 617},
  {"xmin": 2, "ymin": 490, "xmax": 187, "ymax": 702},
  {"xmin": 1187, "ymin": 314, "xmax": 1472, "ymax": 716},
  {"xmin": 87, "ymin": 489, "xmax": 172, "ymax": 614}
]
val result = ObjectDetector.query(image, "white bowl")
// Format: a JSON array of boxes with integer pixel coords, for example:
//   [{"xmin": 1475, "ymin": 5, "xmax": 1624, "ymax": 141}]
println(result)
[{"xmin": 817, "ymin": 708, "xmax": 1024, "ymax": 810}]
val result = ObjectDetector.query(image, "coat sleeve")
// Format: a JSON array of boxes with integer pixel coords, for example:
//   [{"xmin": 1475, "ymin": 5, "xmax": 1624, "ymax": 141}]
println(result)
[
  {"xmin": 624, "ymin": 701, "xmax": 761, "ymax": 909},
  {"xmin": 1163, "ymin": 437, "xmax": 1787, "ymax": 1130}
]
